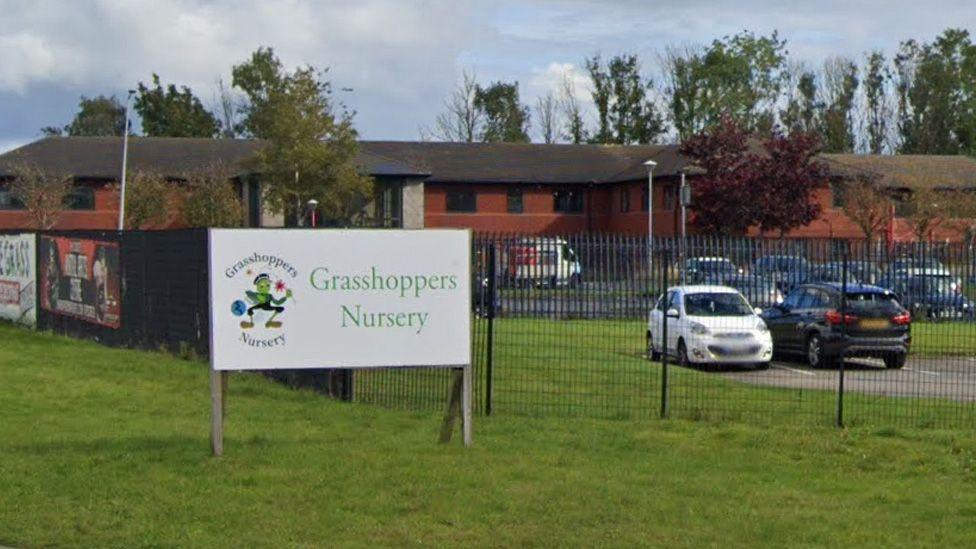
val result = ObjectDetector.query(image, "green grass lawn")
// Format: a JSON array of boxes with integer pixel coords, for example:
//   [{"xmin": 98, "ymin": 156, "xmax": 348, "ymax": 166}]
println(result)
[
  {"xmin": 4, "ymin": 324, "xmax": 976, "ymax": 547},
  {"xmin": 358, "ymin": 317, "xmax": 976, "ymax": 428}
]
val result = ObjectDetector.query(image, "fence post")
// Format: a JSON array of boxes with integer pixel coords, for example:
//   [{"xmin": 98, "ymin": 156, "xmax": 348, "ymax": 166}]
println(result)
[
  {"xmin": 837, "ymin": 250, "xmax": 848, "ymax": 428},
  {"xmin": 660, "ymin": 246, "xmax": 670, "ymax": 419},
  {"xmin": 485, "ymin": 243, "xmax": 496, "ymax": 416}
]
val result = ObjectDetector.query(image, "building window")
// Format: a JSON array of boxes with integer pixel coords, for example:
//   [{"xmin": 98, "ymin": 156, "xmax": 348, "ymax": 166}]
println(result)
[
  {"xmin": 553, "ymin": 190, "xmax": 584, "ymax": 213},
  {"xmin": 64, "ymin": 186, "xmax": 95, "ymax": 210},
  {"xmin": 663, "ymin": 186, "xmax": 676, "ymax": 209},
  {"xmin": 507, "ymin": 188, "xmax": 523, "ymax": 213},
  {"xmin": 0, "ymin": 186, "xmax": 25, "ymax": 210},
  {"xmin": 619, "ymin": 188, "xmax": 630, "ymax": 213},
  {"xmin": 831, "ymin": 182, "xmax": 846, "ymax": 208},
  {"xmin": 375, "ymin": 179, "xmax": 403, "ymax": 228},
  {"xmin": 446, "ymin": 190, "xmax": 477, "ymax": 213}
]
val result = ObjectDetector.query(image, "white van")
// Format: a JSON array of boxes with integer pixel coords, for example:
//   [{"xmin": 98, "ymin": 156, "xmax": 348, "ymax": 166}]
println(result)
[{"xmin": 504, "ymin": 237, "xmax": 582, "ymax": 287}]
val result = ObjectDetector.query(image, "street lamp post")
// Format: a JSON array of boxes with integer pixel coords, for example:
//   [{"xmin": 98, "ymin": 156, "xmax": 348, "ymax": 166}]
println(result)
[
  {"xmin": 644, "ymin": 160, "xmax": 657, "ymax": 274},
  {"xmin": 307, "ymin": 199, "xmax": 319, "ymax": 228},
  {"xmin": 117, "ymin": 90, "xmax": 136, "ymax": 231}
]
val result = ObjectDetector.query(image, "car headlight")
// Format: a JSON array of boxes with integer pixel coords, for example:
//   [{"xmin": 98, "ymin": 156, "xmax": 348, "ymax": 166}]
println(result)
[
  {"xmin": 755, "ymin": 319, "xmax": 768, "ymax": 333},
  {"xmin": 690, "ymin": 321, "xmax": 709, "ymax": 335}
]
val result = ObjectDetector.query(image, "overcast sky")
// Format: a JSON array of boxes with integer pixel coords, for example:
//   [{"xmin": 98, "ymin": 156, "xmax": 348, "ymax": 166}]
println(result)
[{"xmin": 1, "ymin": 0, "xmax": 973, "ymax": 152}]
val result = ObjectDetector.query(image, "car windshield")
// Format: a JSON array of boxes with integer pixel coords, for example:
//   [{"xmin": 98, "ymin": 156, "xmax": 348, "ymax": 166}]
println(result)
[
  {"xmin": 684, "ymin": 292, "xmax": 753, "ymax": 316},
  {"xmin": 690, "ymin": 259, "xmax": 736, "ymax": 272},
  {"xmin": 910, "ymin": 276, "xmax": 955, "ymax": 294}
]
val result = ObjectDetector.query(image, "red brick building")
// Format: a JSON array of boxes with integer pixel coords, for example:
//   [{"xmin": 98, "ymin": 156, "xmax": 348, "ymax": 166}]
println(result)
[{"xmin": 2, "ymin": 137, "xmax": 975, "ymax": 241}]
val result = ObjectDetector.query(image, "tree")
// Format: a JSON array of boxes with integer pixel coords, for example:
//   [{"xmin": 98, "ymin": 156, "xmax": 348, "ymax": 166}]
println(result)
[
  {"xmin": 5, "ymin": 162, "xmax": 74, "ymax": 229},
  {"xmin": 753, "ymin": 129, "xmax": 829, "ymax": 235},
  {"xmin": 895, "ymin": 29, "xmax": 976, "ymax": 155},
  {"xmin": 559, "ymin": 73, "xmax": 587, "ymax": 144},
  {"xmin": 424, "ymin": 70, "xmax": 482, "ymax": 142},
  {"xmin": 663, "ymin": 31, "xmax": 788, "ymax": 140},
  {"xmin": 232, "ymin": 47, "xmax": 373, "ymax": 225},
  {"xmin": 44, "ymin": 95, "xmax": 127, "ymax": 137},
  {"xmin": 780, "ymin": 62, "xmax": 820, "ymax": 134},
  {"xmin": 181, "ymin": 162, "xmax": 243, "ymax": 228},
  {"xmin": 214, "ymin": 77, "xmax": 239, "ymax": 138},
  {"xmin": 585, "ymin": 53, "xmax": 664, "ymax": 144},
  {"xmin": 535, "ymin": 92, "xmax": 558, "ymax": 144},
  {"xmin": 473, "ymin": 81, "xmax": 530, "ymax": 142},
  {"xmin": 122, "ymin": 171, "xmax": 172, "ymax": 229},
  {"xmin": 818, "ymin": 57, "xmax": 859, "ymax": 153},
  {"xmin": 839, "ymin": 178, "xmax": 892, "ymax": 242},
  {"xmin": 900, "ymin": 185, "xmax": 952, "ymax": 240},
  {"xmin": 862, "ymin": 51, "xmax": 894, "ymax": 154},
  {"xmin": 134, "ymin": 74, "xmax": 220, "ymax": 138},
  {"xmin": 679, "ymin": 115, "xmax": 827, "ymax": 236}
]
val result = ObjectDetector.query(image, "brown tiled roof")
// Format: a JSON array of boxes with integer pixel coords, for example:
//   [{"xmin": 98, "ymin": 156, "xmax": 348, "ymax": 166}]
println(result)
[
  {"xmin": 822, "ymin": 154, "xmax": 976, "ymax": 189},
  {"xmin": 359, "ymin": 141, "xmax": 688, "ymax": 183},
  {"xmin": 0, "ymin": 136, "xmax": 428, "ymax": 179}
]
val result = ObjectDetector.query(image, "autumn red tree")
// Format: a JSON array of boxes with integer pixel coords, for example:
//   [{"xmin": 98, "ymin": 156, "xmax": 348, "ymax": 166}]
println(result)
[{"xmin": 680, "ymin": 114, "xmax": 828, "ymax": 236}]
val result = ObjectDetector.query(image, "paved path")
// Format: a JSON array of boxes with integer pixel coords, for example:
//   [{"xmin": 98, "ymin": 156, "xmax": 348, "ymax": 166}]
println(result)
[{"xmin": 712, "ymin": 356, "xmax": 976, "ymax": 401}]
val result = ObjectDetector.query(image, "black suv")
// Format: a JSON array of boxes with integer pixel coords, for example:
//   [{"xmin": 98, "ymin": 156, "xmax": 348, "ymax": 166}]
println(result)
[{"xmin": 761, "ymin": 283, "xmax": 911, "ymax": 369}]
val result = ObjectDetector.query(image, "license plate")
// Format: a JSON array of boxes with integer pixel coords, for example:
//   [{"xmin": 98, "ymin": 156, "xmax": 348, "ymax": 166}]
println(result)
[{"xmin": 859, "ymin": 319, "xmax": 890, "ymax": 330}]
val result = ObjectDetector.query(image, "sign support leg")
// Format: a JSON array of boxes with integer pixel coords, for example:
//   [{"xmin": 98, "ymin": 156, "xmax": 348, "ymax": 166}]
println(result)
[
  {"xmin": 211, "ymin": 369, "xmax": 226, "ymax": 457},
  {"xmin": 462, "ymin": 363, "xmax": 473, "ymax": 447},
  {"xmin": 439, "ymin": 369, "xmax": 463, "ymax": 443}
]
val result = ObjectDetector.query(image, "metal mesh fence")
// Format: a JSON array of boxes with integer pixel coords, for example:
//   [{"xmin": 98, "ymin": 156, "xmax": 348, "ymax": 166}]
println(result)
[{"xmin": 355, "ymin": 232, "xmax": 976, "ymax": 428}]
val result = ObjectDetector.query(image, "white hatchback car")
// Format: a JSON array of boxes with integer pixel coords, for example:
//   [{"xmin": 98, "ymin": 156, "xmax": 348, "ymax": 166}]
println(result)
[{"xmin": 647, "ymin": 285, "xmax": 773, "ymax": 369}]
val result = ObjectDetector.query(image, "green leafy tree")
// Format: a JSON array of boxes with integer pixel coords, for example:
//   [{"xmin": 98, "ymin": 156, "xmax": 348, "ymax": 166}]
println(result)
[
  {"xmin": 43, "ymin": 95, "xmax": 127, "ymax": 137},
  {"xmin": 232, "ymin": 47, "xmax": 373, "ymax": 225},
  {"xmin": 473, "ymin": 81, "xmax": 530, "ymax": 143},
  {"xmin": 780, "ymin": 65, "xmax": 820, "ymax": 134},
  {"xmin": 895, "ymin": 28, "xmax": 976, "ymax": 155},
  {"xmin": 819, "ymin": 57, "xmax": 859, "ymax": 153},
  {"xmin": 181, "ymin": 162, "xmax": 243, "ymax": 228},
  {"xmin": 585, "ymin": 54, "xmax": 664, "ymax": 144},
  {"xmin": 134, "ymin": 74, "xmax": 220, "ymax": 138},
  {"xmin": 863, "ymin": 51, "xmax": 894, "ymax": 154},
  {"xmin": 122, "ymin": 171, "xmax": 172, "ymax": 229},
  {"xmin": 663, "ymin": 31, "xmax": 788, "ymax": 140}
]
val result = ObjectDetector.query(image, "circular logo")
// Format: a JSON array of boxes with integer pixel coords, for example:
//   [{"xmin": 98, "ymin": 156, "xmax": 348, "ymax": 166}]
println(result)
[{"xmin": 231, "ymin": 300, "xmax": 247, "ymax": 316}]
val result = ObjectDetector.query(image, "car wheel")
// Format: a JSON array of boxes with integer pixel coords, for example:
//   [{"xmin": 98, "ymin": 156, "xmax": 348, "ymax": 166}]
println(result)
[
  {"xmin": 884, "ymin": 353, "xmax": 907, "ymax": 369},
  {"xmin": 647, "ymin": 332, "xmax": 661, "ymax": 361},
  {"xmin": 754, "ymin": 361, "xmax": 770, "ymax": 371},
  {"xmin": 677, "ymin": 339, "xmax": 690, "ymax": 367},
  {"xmin": 569, "ymin": 273, "xmax": 581, "ymax": 288},
  {"xmin": 806, "ymin": 334, "xmax": 828, "ymax": 369}
]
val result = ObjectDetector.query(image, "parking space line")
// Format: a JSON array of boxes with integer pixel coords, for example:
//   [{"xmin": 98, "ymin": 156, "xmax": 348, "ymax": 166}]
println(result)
[
  {"xmin": 904, "ymin": 367, "xmax": 941, "ymax": 376},
  {"xmin": 772, "ymin": 364, "xmax": 817, "ymax": 377}
]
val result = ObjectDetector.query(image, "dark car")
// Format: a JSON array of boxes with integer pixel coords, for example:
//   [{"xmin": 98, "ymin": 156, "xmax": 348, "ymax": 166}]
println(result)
[
  {"xmin": 761, "ymin": 283, "xmax": 911, "ymax": 369},
  {"xmin": 805, "ymin": 263, "xmax": 859, "ymax": 285},
  {"xmin": 752, "ymin": 255, "xmax": 811, "ymax": 293},
  {"xmin": 820, "ymin": 261, "xmax": 880, "ymax": 285},
  {"xmin": 685, "ymin": 257, "xmax": 741, "ymax": 284},
  {"xmin": 721, "ymin": 275, "xmax": 784, "ymax": 309},
  {"xmin": 882, "ymin": 273, "xmax": 974, "ymax": 320}
]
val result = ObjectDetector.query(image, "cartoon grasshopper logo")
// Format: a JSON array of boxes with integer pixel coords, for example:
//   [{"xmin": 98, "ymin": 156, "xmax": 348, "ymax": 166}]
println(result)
[{"xmin": 239, "ymin": 273, "xmax": 294, "ymax": 329}]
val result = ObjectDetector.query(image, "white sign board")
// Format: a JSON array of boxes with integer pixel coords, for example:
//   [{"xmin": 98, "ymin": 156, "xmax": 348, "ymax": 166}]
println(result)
[
  {"xmin": 209, "ymin": 229, "xmax": 471, "ymax": 371},
  {"xmin": 0, "ymin": 233, "xmax": 36, "ymax": 327}
]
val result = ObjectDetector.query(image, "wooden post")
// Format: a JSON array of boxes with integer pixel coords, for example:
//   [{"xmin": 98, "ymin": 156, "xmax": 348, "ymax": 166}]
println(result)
[
  {"xmin": 211, "ymin": 369, "xmax": 226, "ymax": 457},
  {"xmin": 461, "ymin": 363, "xmax": 473, "ymax": 447},
  {"xmin": 439, "ymin": 369, "xmax": 464, "ymax": 443}
]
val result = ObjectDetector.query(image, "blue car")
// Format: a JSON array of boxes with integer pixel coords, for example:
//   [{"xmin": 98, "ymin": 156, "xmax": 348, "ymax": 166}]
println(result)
[{"xmin": 881, "ymin": 273, "xmax": 974, "ymax": 320}]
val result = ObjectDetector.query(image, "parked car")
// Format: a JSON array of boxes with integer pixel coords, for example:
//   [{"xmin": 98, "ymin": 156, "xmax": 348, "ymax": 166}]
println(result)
[
  {"xmin": 721, "ymin": 275, "xmax": 784, "ymax": 309},
  {"xmin": 647, "ymin": 285, "xmax": 773, "ymax": 369},
  {"xmin": 504, "ymin": 237, "xmax": 581, "ymax": 288},
  {"xmin": 761, "ymin": 283, "xmax": 911, "ymax": 369},
  {"xmin": 881, "ymin": 273, "xmax": 974, "ymax": 320},
  {"xmin": 752, "ymin": 255, "xmax": 812, "ymax": 293},
  {"xmin": 823, "ymin": 260, "xmax": 882, "ymax": 285},
  {"xmin": 685, "ymin": 256, "xmax": 742, "ymax": 284},
  {"xmin": 805, "ymin": 263, "xmax": 859, "ymax": 285}
]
